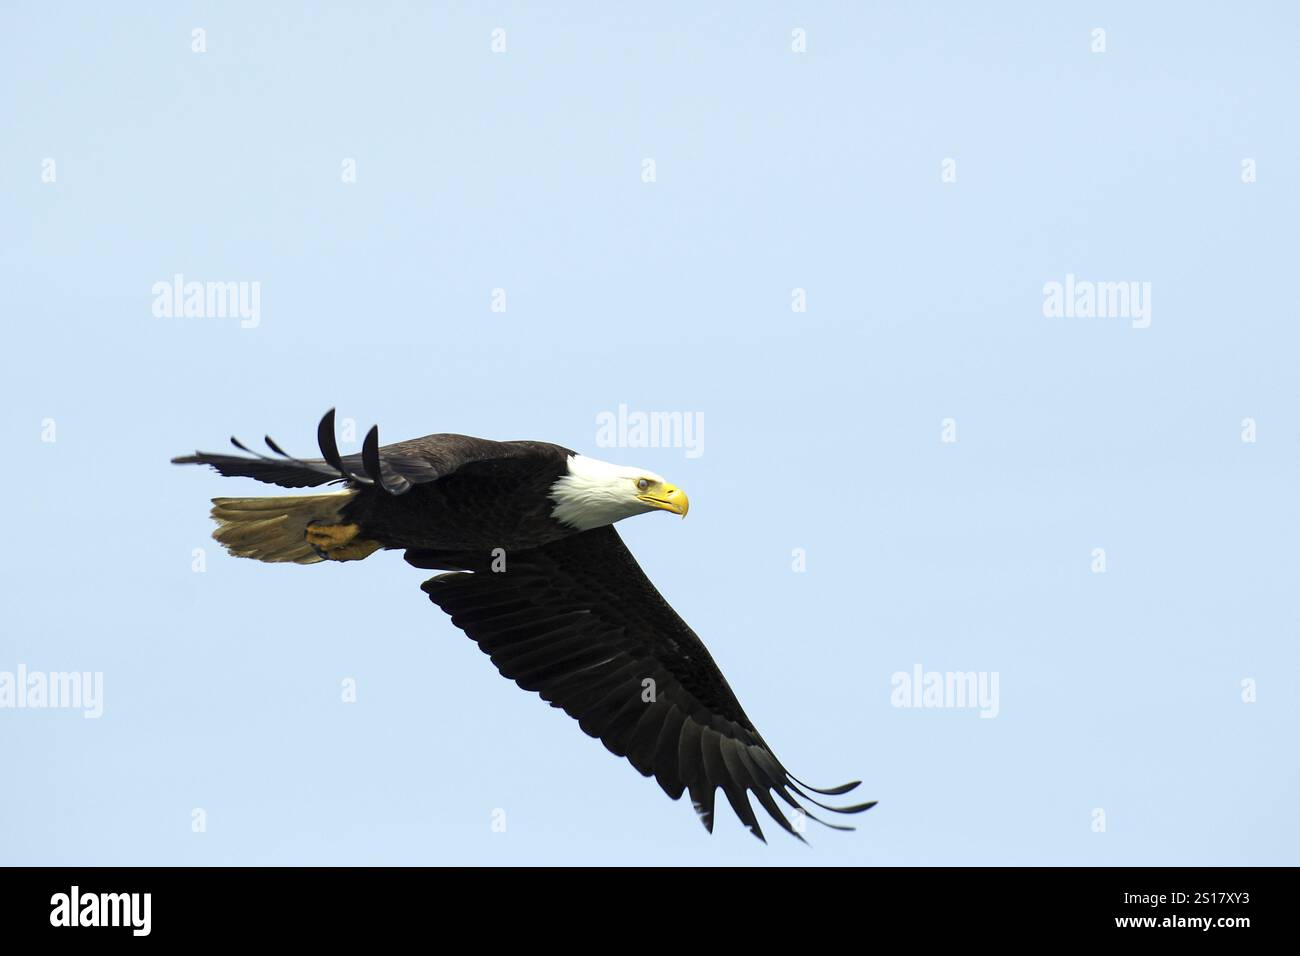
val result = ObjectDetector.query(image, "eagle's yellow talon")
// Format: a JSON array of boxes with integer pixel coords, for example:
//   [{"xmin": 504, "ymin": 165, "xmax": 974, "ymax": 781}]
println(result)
[
  {"xmin": 305, "ymin": 523, "xmax": 380, "ymax": 562},
  {"xmin": 329, "ymin": 539, "xmax": 382, "ymax": 561}
]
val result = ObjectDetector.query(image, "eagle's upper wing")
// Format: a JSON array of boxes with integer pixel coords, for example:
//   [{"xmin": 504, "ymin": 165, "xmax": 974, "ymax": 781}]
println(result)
[
  {"xmin": 171, "ymin": 408, "xmax": 567, "ymax": 494},
  {"xmin": 406, "ymin": 526, "xmax": 875, "ymax": 842}
]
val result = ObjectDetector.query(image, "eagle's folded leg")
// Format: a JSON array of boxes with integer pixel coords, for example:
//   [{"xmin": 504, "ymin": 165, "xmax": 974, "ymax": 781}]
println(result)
[{"xmin": 305, "ymin": 522, "xmax": 381, "ymax": 562}]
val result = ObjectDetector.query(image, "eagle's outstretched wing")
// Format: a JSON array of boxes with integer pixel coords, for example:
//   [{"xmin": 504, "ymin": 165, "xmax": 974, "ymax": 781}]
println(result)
[
  {"xmin": 407, "ymin": 526, "xmax": 875, "ymax": 842},
  {"xmin": 171, "ymin": 408, "xmax": 566, "ymax": 494}
]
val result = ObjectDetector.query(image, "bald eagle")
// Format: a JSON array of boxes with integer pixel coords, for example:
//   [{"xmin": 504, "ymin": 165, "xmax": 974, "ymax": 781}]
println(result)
[{"xmin": 173, "ymin": 410, "xmax": 874, "ymax": 842}]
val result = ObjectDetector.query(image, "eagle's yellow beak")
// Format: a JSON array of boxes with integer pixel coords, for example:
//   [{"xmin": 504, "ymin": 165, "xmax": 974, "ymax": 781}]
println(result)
[{"xmin": 638, "ymin": 483, "xmax": 689, "ymax": 517}]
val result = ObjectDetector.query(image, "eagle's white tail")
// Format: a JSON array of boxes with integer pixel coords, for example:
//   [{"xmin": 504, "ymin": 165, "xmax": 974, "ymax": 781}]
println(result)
[{"xmin": 209, "ymin": 491, "xmax": 356, "ymax": 564}]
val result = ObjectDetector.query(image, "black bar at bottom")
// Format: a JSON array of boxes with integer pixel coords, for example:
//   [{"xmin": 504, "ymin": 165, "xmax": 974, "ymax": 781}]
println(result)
[{"xmin": 0, "ymin": 865, "xmax": 1280, "ymax": 941}]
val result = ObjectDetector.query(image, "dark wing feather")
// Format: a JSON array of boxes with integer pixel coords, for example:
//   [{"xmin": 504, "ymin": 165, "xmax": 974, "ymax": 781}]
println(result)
[
  {"xmin": 172, "ymin": 408, "xmax": 569, "ymax": 493},
  {"xmin": 407, "ymin": 526, "xmax": 874, "ymax": 841}
]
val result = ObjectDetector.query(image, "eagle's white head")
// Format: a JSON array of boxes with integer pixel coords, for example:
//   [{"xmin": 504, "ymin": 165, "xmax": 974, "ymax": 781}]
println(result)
[{"xmin": 549, "ymin": 455, "xmax": 690, "ymax": 531}]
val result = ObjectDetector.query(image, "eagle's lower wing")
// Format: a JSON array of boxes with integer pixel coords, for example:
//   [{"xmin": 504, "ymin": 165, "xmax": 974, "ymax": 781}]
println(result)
[
  {"xmin": 171, "ymin": 408, "xmax": 567, "ymax": 493},
  {"xmin": 407, "ymin": 526, "xmax": 874, "ymax": 842}
]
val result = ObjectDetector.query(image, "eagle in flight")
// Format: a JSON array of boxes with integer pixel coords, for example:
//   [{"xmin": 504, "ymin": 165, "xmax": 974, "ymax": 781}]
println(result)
[{"xmin": 173, "ymin": 410, "xmax": 875, "ymax": 841}]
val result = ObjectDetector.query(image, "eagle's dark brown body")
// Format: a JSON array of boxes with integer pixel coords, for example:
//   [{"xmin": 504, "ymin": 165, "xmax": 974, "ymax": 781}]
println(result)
[{"xmin": 338, "ymin": 443, "xmax": 575, "ymax": 552}]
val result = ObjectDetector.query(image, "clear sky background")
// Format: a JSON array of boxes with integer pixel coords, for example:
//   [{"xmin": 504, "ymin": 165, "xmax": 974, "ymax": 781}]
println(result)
[{"xmin": 2, "ymin": 2, "xmax": 1297, "ymax": 865}]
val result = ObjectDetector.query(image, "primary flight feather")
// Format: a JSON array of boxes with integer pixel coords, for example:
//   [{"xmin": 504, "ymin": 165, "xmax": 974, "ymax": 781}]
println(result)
[{"xmin": 173, "ymin": 409, "xmax": 875, "ymax": 842}]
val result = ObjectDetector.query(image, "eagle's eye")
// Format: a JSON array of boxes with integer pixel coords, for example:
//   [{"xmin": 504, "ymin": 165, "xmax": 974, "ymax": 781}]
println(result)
[{"xmin": 636, "ymin": 478, "xmax": 650, "ymax": 491}]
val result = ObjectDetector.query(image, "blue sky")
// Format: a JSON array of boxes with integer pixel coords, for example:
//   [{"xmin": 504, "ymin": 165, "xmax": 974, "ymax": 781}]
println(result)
[{"xmin": 2, "ymin": 2, "xmax": 1297, "ymax": 865}]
